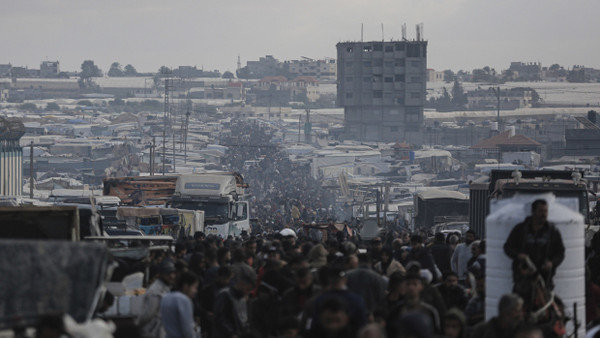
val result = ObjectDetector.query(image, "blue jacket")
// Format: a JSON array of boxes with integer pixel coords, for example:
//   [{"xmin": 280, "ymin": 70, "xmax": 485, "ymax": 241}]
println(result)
[{"xmin": 160, "ymin": 291, "xmax": 196, "ymax": 338}]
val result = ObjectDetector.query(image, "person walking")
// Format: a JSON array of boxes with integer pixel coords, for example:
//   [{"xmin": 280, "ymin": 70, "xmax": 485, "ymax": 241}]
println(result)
[
  {"xmin": 160, "ymin": 272, "xmax": 200, "ymax": 338},
  {"xmin": 137, "ymin": 259, "xmax": 177, "ymax": 338}
]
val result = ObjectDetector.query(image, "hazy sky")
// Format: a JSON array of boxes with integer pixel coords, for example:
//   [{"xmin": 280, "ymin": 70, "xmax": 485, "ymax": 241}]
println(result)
[{"xmin": 2, "ymin": 0, "xmax": 599, "ymax": 74}]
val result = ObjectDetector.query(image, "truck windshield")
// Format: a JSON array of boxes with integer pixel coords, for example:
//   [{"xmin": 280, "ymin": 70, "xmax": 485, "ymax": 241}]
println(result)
[{"xmin": 171, "ymin": 201, "xmax": 229, "ymax": 219}]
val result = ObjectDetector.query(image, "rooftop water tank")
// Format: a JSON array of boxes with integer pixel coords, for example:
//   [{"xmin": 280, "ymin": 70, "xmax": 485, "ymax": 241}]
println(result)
[{"xmin": 486, "ymin": 193, "xmax": 585, "ymax": 337}]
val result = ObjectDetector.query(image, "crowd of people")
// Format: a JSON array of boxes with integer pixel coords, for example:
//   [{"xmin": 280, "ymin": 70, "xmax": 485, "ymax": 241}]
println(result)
[
  {"xmin": 93, "ymin": 120, "xmax": 600, "ymax": 338},
  {"xmin": 116, "ymin": 227, "xmax": 571, "ymax": 338},
  {"xmin": 221, "ymin": 120, "xmax": 339, "ymax": 231}
]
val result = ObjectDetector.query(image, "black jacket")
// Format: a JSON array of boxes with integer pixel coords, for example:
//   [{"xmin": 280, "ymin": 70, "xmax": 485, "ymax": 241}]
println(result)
[{"xmin": 503, "ymin": 216, "xmax": 565, "ymax": 276}]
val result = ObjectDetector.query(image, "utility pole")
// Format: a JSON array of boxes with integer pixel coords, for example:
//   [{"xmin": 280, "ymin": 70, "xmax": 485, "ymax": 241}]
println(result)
[
  {"xmin": 304, "ymin": 109, "xmax": 311, "ymax": 144},
  {"xmin": 375, "ymin": 188, "xmax": 381, "ymax": 227},
  {"xmin": 162, "ymin": 79, "xmax": 169, "ymax": 175},
  {"xmin": 298, "ymin": 115, "xmax": 301, "ymax": 143},
  {"xmin": 496, "ymin": 86, "xmax": 501, "ymax": 130},
  {"xmin": 172, "ymin": 133, "xmax": 176, "ymax": 173},
  {"xmin": 184, "ymin": 110, "xmax": 190, "ymax": 164},
  {"xmin": 29, "ymin": 141, "xmax": 34, "ymax": 198},
  {"xmin": 150, "ymin": 137, "xmax": 156, "ymax": 176}
]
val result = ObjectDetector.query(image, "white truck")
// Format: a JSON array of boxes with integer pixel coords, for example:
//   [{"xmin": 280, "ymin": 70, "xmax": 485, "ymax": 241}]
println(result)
[{"xmin": 168, "ymin": 173, "xmax": 250, "ymax": 238}]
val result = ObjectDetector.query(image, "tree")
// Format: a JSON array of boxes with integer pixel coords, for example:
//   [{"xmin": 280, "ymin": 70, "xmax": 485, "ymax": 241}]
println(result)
[
  {"xmin": 443, "ymin": 70, "xmax": 455, "ymax": 82},
  {"xmin": 451, "ymin": 79, "xmax": 467, "ymax": 109},
  {"xmin": 124, "ymin": 64, "xmax": 138, "ymax": 76},
  {"xmin": 80, "ymin": 60, "xmax": 102, "ymax": 88},
  {"xmin": 158, "ymin": 66, "xmax": 172, "ymax": 75},
  {"xmin": 549, "ymin": 64, "xmax": 561, "ymax": 72},
  {"xmin": 45, "ymin": 102, "xmax": 60, "ymax": 111},
  {"xmin": 80, "ymin": 60, "xmax": 102, "ymax": 78},
  {"xmin": 19, "ymin": 103, "xmax": 38, "ymax": 111},
  {"xmin": 108, "ymin": 62, "xmax": 124, "ymax": 77},
  {"xmin": 236, "ymin": 67, "xmax": 253, "ymax": 79},
  {"xmin": 222, "ymin": 71, "xmax": 234, "ymax": 79}
]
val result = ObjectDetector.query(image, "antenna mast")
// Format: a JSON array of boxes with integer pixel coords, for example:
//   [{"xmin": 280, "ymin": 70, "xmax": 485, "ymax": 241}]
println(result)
[{"xmin": 361, "ymin": 23, "xmax": 363, "ymax": 42}]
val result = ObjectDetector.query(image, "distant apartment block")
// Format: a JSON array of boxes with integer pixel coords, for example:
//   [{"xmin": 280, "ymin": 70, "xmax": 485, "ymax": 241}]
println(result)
[
  {"xmin": 40, "ymin": 61, "xmax": 60, "ymax": 78},
  {"xmin": 0, "ymin": 64, "xmax": 11, "ymax": 77},
  {"xmin": 204, "ymin": 82, "xmax": 244, "ymax": 100},
  {"xmin": 0, "ymin": 117, "xmax": 25, "ymax": 196},
  {"xmin": 174, "ymin": 66, "xmax": 220, "ymax": 78},
  {"xmin": 284, "ymin": 58, "xmax": 337, "ymax": 80},
  {"xmin": 467, "ymin": 88, "xmax": 533, "ymax": 110},
  {"xmin": 10, "ymin": 66, "xmax": 39, "ymax": 78},
  {"xmin": 242, "ymin": 55, "xmax": 281, "ymax": 79},
  {"xmin": 336, "ymin": 40, "xmax": 427, "ymax": 143},
  {"xmin": 569, "ymin": 65, "xmax": 600, "ymax": 83},
  {"xmin": 509, "ymin": 62, "xmax": 542, "ymax": 81},
  {"xmin": 427, "ymin": 69, "xmax": 444, "ymax": 82},
  {"xmin": 248, "ymin": 76, "xmax": 319, "ymax": 106}
]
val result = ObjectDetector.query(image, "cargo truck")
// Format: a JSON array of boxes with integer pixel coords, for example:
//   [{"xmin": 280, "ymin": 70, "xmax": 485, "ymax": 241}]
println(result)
[
  {"xmin": 167, "ymin": 172, "xmax": 250, "ymax": 238},
  {"xmin": 469, "ymin": 169, "xmax": 595, "ymax": 237}
]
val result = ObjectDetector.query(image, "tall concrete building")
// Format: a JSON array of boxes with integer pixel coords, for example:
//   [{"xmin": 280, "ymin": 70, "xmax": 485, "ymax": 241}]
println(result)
[
  {"xmin": 40, "ymin": 61, "xmax": 60, "ymax": 78},
  {"xmin": 0, "ymin": 117, "xmax": 24, "ymax": 196},
  {"xmin": 336, "ymin": 40, "xmax": 427, "ymax": 143}
]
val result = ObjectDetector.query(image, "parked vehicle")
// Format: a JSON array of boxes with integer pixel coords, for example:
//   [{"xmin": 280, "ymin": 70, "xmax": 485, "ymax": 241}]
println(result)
[{"xmin": 168, "ymin": 172, "xmax": 250, "ymax": 238}]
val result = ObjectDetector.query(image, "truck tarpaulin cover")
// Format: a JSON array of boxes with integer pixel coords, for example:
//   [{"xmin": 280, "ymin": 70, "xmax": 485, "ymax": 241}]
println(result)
[{"xmin": 0, "ymin": 240, "xmax": 108, "ymax": 329}]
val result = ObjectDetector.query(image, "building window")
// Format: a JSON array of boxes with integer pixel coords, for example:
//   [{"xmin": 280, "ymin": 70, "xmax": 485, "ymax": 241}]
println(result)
[
  {"xmin": 384, "ymin": 61, "xmax": 394, "ymax": 67},
  {"xmin": 345, "ymin": 61, "xmax": 353, "ymax": 67},
  {"xmin": 363, "ymin": 77, "xmax": 370, "ymax": 83},
  {"xmin": 363, "ymin": 45, "xmax": 372, "ymax": 52},
  {"xmin": 372, "ymin": 75, "xmax": 382, "ymax": 82},
  {"xmin": 391, "ymin": 126, "xmax": 399, "ymax": 132},
  {"xmin": 346, "ymin": 47, "xmax": 353, "ymax": 53},
  {"xmin": 373, "ymin": 43, "xmax": 383, "ymax": 51},
  {"xmin": 363, "ymin": 61, "xmax": 371, "ymax": 67},
  {"xmin": 385, "ymin": 45, "xmax": 394, "ymax": 52},
  {"xmin": 407, "ymin": 44, "xmax": 421, "ymax": 57},
  {"xmin": 395, "ymin": 59, "xmax": 405, "ymax": 67},
  {"xmin": 410, "ymin": 92, "xmax": 421, "ymax": 99},
  {"xmin": 373, "ymin": 90, "xmax": 383, "ymax": 98},
  {"xmin": 394, "ymin": 74, "xmax": 405, "ymax": 82},
  {"xmin": 346, "ymin": 92, "xmax": 353, "ymax": 98},
  {"xmin": 395, "ymin": 43, "xmax": 405, "ymax": 51},
  {"xmin": 406, "ymin": 113, "xmax": 420, "ymax": 123},
  {"xmin": 384, "ymin": 77, "xmax": 393, "ymax": 83},
  {"xmin": 410, "ymin": 76, "xmax": 421, "ymax": 83},
  {"xmin": 411, "ymin": 60, "xmax": 420, "ymax": 68},
  {"xmin": 373, "ymin": 59, "xmax": 383, "ymax": 67},
  {"xmin": 406, "ymin": 107, "xmax": 420, "ymax": 113},
  {"xmin": 346, "ymin": 77, "xmax": 353, "ymax": 83}
]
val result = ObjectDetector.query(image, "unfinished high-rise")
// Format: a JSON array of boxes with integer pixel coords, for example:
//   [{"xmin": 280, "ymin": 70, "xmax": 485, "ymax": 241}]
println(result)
[{"xmin": 336, "ymin": 39, "xmax": 427, "ymax": 143}]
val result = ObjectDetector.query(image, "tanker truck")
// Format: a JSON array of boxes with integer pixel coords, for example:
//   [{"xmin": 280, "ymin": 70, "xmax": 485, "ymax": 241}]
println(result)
[{"xmin": 167, "ymin": 172, "xmax": 250, "ymax": 238}]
